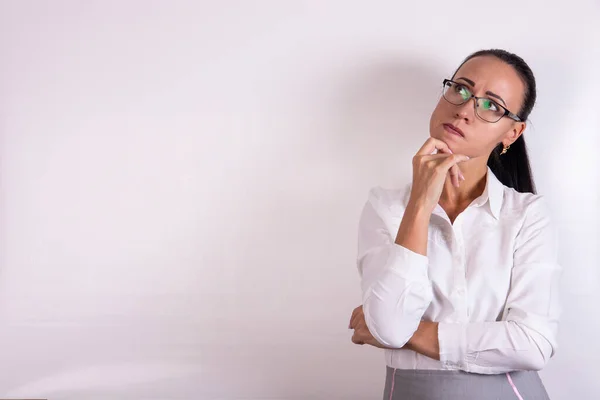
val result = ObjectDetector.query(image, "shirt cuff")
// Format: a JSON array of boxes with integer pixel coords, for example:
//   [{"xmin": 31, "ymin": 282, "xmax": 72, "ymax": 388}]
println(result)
[
  {"xmin": 438, "ymin": 322, "xmax": 468, "ymax": 370},
  {"xmin": 387, "ymin": 243, "xmax": 429, "ymax": 280}
]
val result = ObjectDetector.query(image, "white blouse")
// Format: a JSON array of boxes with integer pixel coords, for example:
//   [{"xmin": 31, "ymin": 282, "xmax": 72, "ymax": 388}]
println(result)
[{"xmin": 356, "ymin": 167, "xmax": 561, "ymax": 375}]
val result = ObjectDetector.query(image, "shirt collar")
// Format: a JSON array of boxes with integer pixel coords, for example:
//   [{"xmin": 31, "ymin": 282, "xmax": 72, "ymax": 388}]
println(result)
[
  {"xmin": 475, "ymin": 166, "xmax": 504, "ymax": 220},
  {"xmin": 400, "ymin": 166, "xmax": 504, "ymax": 220}
]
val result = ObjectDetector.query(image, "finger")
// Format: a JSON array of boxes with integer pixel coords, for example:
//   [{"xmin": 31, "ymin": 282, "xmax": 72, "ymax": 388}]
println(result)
[
  {"xmin": 354, "ymin": 327, "xmax": 368, "ymax": 343},
  {"xmin": 349, "ymin": 305, "xmax": 362, "ymax": 328},
  {"xmin": 351, "ymin": 331, "xmax": 364, "ymax": 345},
  {"xmin": 436, "ymin": 143, "xmax": 453, "ymax": 156},
  {"xmin": 448, "ymin": 161, "xmax": 465, "ymax": 183},
  {"xmin": 354, "ymin": 324, "xmax": 373, "ymax": 346},
  {"xmin": 355, "ymin": 320, "xmax": 369, "ymax": 336},
  {"xmin": 419, "ymin": 153, "xmax": 464, "ymax": 185},
  {"xmin": 449, "ymin": 164, "xmax": 460, "ymax": 188},
  {"xmin": 416, "ymin": 138, "xmax": 451, "ymax": 156},
  {"xmin": 420, "ymin": 153, "xmax": 454, "ymax": 161},
  {"xmin": 437, "ymin": 147, "xmax": 464, "ymax": 186},
  {"xmin": 350, "ymin": 308, "xmax": 363, "ymax": 329},
  {"xmin": 438, "ymin": 154, "xmax": 470, "ymax": 173},
  {"xmin": 349, "ymin": 307, "xmax": 359, "ymax": 328},
  {"xmin": 455, "ymin": 165, "xmax": 465, "ymax": 182},
  {"xmin": 419, "ymin": 153, "xmax": 462, "ymax": 186}
]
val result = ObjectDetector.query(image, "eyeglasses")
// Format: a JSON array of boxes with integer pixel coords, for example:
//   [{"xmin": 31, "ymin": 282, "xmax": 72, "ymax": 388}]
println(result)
[{"xmin": 442, "ymin": 79, "xmax": 523, "ymax": 123}]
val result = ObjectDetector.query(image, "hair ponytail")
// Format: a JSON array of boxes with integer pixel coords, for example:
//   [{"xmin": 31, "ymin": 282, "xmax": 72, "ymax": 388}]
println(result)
[{"xmin": 488, "ymin": 136, "xmax": 536, "ymax": 194}]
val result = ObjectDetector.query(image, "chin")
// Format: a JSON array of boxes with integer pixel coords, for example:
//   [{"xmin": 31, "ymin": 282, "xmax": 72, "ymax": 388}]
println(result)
[
  {"xmin": 430, "ymin": 130, "xmax": 451, "ymax": 144},
  {"xmin": 430, "ymin": 133, "xmax": 460, "ymax": 154}
]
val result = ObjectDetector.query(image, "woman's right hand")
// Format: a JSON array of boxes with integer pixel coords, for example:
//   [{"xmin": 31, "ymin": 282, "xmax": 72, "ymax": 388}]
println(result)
[{"xmin": 407, "ymin": 138, "xmax": 470, "ymax": 215}]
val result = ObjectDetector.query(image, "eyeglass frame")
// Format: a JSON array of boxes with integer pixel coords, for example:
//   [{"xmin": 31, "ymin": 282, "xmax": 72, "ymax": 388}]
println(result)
[{"xmin": 442, "ymin": 79, "xmax": 523, "ymax": 123}]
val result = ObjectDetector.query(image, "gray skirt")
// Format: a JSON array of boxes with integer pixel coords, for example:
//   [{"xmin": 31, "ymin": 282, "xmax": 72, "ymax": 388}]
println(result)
[{"xmin": 383, "ymin": 367, "xmax": 550, "ymax": 400}]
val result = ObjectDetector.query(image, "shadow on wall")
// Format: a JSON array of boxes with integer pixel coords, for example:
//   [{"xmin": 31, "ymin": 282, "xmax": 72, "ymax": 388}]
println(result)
[
  {"xmin": 2, "ymin": 362, "xmax": 202, "ymax": 399},
  {"xmin": 527, "ymin": 51, "xmax": 598, "ymax": 294},
  {"xmin": 0, "ymin": 55, "xmax": 448, "ymax": 400},
  {"xmin": 330, "ymin": 55, "xmax": 446, "ymax": 189},
  {"xmin": 530, "ymin": 49, "xmax": 600, "ymax": 400},
  {"xmin": 203, "ymin": 56, "xmax": 449, "ymax": 398}
]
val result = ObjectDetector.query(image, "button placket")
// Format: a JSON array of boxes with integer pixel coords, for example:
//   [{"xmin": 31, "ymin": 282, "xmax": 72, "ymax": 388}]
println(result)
[{"xmin": 452, "ymin": 217, "xmax": 468, "ymax": 321}]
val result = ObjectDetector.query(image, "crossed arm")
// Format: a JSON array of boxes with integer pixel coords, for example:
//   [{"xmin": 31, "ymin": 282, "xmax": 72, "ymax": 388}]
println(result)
[
  {"xmin": 352, "ymin": 191, "xmax": 561, "ymax": 374},
  {"xmin": 350, "ymin": 305, "xmax": 440, "ymax": 360}
]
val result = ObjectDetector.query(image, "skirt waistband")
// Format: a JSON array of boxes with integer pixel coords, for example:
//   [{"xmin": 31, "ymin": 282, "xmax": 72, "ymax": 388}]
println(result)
[{"xmin": 383, "ymin": 366, "xmax": 550, "ymax": 400}]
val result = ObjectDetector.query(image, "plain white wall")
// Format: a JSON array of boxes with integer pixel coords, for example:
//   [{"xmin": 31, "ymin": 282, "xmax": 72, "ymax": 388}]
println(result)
[{"xmin": 0, "ymin": 1, "xmax": 598, "ymax": 399}]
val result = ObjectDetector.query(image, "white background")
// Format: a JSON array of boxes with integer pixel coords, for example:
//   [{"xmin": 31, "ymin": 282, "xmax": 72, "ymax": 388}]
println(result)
[{"xmin": 0, "ymin": 1, "xmax": 598, "ymax": 399}]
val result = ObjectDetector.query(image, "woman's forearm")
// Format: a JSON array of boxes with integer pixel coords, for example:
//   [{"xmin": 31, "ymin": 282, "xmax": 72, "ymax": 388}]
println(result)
[
  {"xmin": 406, "ymin": 321, "xmax": 440, "ymax": 360},
  {"xmin": 357, "ymin": 195, "xmax": 434, "ymax": 349}
]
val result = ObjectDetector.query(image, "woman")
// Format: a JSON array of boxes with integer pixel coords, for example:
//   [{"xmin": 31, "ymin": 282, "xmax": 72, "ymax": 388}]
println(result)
[{"xmin": 348, "ymin": 49, "xmax": 561, "ymax": 400}]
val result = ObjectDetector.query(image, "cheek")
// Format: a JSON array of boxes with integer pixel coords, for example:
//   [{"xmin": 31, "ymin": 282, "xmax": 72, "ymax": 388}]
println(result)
[
  {"xmin": 429, "ymin": 101, "xmax": 446, "ymax": 127},
  {"xmin": 472, "ymin": 127, "xmax": 505, "ymax": 149}
]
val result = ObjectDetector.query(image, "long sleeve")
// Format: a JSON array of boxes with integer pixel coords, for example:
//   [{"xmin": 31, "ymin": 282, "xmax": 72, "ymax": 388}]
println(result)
[
  {"xmin": 437, "ymin": 196, "xmax": 562, "ymax": 374},
  {"xmin": 357, "ymin": 189, "xmax": 434, "ymax": 349}
]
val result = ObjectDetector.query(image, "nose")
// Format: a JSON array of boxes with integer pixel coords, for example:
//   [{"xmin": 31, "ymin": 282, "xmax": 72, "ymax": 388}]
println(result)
[{"xmin": 455, "ymin": 99, "xmax": 474, "ymax": 122}]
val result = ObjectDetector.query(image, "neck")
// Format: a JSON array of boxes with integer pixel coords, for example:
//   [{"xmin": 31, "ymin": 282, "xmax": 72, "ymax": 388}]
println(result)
[{"xmin": 439, "ymin": 158, "xmax": 488, "ymax": 207}]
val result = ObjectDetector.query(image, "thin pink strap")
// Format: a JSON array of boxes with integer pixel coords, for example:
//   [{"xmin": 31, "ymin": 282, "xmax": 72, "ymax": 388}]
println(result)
[
  {"xmin": 506, "ymin": 372, "xmax": 524, "ymax": 400},
  {"xmin": 389, "ymin": 368, "xmax": 397, "ymax": 400}
]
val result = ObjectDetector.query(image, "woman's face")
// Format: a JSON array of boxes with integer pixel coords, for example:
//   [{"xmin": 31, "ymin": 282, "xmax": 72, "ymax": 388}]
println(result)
[{"xmin": 429, "ymin": 56, "xmax": 526, "ymax": 158}]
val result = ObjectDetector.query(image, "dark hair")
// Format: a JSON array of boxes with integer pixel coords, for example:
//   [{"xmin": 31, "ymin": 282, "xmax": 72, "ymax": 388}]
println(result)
[{"xmin": 452, "ymin": 49, "xmax": 537, "ymax": 194}]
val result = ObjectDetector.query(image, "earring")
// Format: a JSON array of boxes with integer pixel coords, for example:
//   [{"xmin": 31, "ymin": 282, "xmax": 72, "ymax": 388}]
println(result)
[{"xmin": 500, "ymin": 145, "xmax": 510, "ymax": 155}]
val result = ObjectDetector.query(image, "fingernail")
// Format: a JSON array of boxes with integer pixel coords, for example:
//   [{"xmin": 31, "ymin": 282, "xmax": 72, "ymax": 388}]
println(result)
[{"xmin": 459, "ymin": 172, "xmax": 465, "ymax": 181}]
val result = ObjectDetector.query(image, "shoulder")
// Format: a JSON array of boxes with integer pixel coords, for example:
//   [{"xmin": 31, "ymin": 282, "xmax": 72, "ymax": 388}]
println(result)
[
  {"xmin": 502, "ymin": 188, "xmax": 557, "ymax": 248},
  {"xmin": 365, "ymin": 184, "xmax": 411, "ymax": 216},
  {"xmin": 357, "ymin": 184, "xmax": 411, "ymax": 244},
  {"xmin": 501, "ymin": 187, "xmax": 553, "ymax": 221}
]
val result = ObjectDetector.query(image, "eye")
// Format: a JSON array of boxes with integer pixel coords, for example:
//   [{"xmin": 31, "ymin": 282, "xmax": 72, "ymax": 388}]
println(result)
[
  {"xmin": 482, "ymin": 99, "xmax": 500, "ymax": 112},
  {"xmin": 453, "ymin": 84, "xmax": 470, "ymax": 100}
]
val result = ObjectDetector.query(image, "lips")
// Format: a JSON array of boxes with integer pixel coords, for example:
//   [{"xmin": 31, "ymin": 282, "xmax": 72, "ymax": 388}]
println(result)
[{"xmin": 443, "ymin": 123, "xmax": 465, "ymax": 137}]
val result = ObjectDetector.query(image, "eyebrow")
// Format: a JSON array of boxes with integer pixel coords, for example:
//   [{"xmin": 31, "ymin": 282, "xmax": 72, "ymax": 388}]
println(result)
[
  {"xmin": 484, "ymin": 91, "xmax": 507, "ymax": 107},
  {"xmin": 456, "ymin": 77, "xmax": 507, "ymax": 106},
  {"xmin": 456, "ymin": 77, "xmax": 476, "ymax": 87}
]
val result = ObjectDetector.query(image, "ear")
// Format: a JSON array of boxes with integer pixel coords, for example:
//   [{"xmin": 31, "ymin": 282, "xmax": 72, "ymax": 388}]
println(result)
[{"xmin": 503, "ymin": 121, "xmax": 526, "ymax": 147}]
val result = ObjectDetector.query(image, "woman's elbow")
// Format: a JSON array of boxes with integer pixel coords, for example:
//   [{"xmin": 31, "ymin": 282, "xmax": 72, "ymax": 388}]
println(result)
[
  {"xmin": 517, "ymin": 341, "xmax": 553, "ymax": 371},
  {"xmin": 363, "ymin": 301, "xmax": 425, "ymax": 348},
  {"xmin": 362, "ymin": 283, "xmax": 433, "ymax": 348},
  {"xmin": 514, "ymin": 323, "xmax": 556, "ymax": 371},
  {"xmin": 366, "ymin": 316, "xmax": 418, "ymax": 348},
  {"xmin": 519, "ymin": 352, "xmax": 547, "ymax": 371}
]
